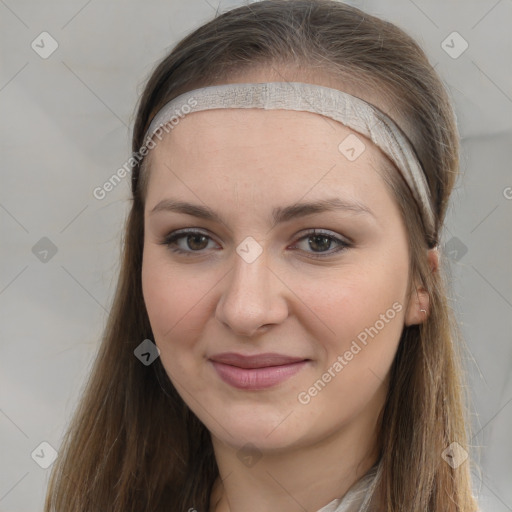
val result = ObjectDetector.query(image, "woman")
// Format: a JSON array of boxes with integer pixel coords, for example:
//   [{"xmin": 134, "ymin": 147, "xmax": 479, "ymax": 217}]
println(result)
[{"xmin": 44, "ymin": 1, "xmax": 480, "ymax": 510}]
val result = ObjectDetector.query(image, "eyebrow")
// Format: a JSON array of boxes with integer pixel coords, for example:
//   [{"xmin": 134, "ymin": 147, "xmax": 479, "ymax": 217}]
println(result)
[{"xmin": 149, "ymin": 197, "xmax": 375, "ymax": 228}]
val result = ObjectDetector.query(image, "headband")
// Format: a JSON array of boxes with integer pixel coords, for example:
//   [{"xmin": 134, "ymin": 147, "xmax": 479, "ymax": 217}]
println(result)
[{"xmin": 143, "ymin": 82, "xmax": 435, "ymax": 239}]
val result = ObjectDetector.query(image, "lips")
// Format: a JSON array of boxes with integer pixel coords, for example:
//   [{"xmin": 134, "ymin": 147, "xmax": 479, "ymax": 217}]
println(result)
[
  {"xmin": 209, "ymin": 352, "xmax": 309, "ymax": 390},
  {"xmin": 209, "ymin": 352, "xmax": 307, "ymax": 369}
]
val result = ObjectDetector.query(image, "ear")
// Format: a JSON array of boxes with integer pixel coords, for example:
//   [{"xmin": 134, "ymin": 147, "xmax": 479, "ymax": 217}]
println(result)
[{"xmin": 404, "ymin": 247, "xmax": 439, "ymax": 326}]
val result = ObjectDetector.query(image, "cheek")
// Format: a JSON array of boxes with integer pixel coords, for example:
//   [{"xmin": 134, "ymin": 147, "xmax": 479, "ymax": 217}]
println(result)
[
  {"xmin": 141, "ymin": 249, "xmax": 219, "ymax": 379},
  {"xmin": 142, "ymin": 249, "xmax": 205, "ymax": 335},
  {"xmin": 297, "ymin": 262, "xmax": 406, "ymax": 386},
  {"xmin": 297, "ymin": 261, "xmax": 405, "ymax": 340}
]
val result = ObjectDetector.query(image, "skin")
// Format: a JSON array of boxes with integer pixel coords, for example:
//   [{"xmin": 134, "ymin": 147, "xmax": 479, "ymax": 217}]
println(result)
[{"xmin": 141, "ymin": 70, "xmax": 438, "ymax": 512}]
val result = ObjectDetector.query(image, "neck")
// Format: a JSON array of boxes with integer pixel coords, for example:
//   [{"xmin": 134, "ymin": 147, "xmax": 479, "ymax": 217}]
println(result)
[{"xmin": 209, "ymin": 394, "xmax": 384, "ymax": 512}]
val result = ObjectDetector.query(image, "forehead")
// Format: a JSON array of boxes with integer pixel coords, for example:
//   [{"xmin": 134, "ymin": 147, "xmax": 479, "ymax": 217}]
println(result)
[
  {"xmin": 142, "ymin": 107, "xmax": 410, "ymax": 237},
  {"xmin": 147, "ymin": 107, "xmax": 390, "ymax": 199}
]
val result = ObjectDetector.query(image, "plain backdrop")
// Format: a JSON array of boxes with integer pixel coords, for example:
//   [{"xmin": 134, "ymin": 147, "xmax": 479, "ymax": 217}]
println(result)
[{"xmin": 1, "ymin": 0, "xmax": 511, "ymax": 511}]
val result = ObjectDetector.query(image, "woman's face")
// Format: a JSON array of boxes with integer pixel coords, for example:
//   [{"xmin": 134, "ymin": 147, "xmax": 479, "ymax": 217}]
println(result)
[{"xmin": 141, "ymin": 105, "xmax": 421, "ymax": 453}]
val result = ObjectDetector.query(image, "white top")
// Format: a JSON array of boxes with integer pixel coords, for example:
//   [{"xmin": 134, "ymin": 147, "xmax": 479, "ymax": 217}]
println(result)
[
  {"xmin": 316, "ymin": 463, "xmax": 380, "ymax": 512},
  {"xmin": 315, "ymin": 462, "xmax": 481, "ymax": 512}
]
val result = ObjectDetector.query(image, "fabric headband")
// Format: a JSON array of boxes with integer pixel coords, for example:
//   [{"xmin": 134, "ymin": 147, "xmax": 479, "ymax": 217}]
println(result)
[{"xmin": 143, "ymin": 81, "xmax": 435, "ymax": 239}]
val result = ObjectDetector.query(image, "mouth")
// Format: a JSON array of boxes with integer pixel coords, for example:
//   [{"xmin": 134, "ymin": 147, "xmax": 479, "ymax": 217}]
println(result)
[{"xmin": 209, "ymin": 352, "xmax": 310, "ymax": 390}]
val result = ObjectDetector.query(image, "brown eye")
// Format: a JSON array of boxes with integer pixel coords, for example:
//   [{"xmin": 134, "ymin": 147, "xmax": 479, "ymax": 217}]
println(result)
[
  {"xmin": 291, "ymin": 229, "xmax": 350, "ymax": 258},
  {"xmin": 185, "ymin": 233, "xmax": 209, "ymax": 251},
  {"xmin": 308, "ymin": 234, "xmax": 335, "ymax": 253},
  {"xmin": 161, "ymin": 229, "xmax": 218, "ymax": 256}
]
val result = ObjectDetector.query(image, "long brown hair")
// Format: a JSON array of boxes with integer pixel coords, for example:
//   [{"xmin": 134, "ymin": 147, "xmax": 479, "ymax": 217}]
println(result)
[{"xmin": 44, "ymin": 1, "xmax": 479, "ymax": 510}]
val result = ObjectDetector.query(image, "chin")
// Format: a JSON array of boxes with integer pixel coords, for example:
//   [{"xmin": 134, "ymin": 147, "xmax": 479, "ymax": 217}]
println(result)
[{"xmin": 205, "ymin": 404, "xmax": 307, "ymax": 452}]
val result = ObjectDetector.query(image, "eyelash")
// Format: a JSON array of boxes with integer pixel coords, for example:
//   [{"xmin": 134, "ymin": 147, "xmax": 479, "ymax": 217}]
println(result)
[{"xmin": 160, "ymin": 228, "xmax": 351, "ymax": 259}]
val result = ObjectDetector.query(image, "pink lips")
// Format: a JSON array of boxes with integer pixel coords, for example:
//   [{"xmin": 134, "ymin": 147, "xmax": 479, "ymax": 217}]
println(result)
[{"xmin": 209, "ymin": 352, "xmax": 309, "ymax": 390}]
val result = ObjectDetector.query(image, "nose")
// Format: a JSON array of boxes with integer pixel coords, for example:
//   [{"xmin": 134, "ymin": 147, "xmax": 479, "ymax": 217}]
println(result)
[{"xmin": 215, "ymin": 248, "xmax": 289, "ymax": 337}]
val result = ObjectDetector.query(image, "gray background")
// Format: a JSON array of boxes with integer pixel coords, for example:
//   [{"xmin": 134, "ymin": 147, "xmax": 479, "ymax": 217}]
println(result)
[{"xmin": 0, "ymin": 0, "xmax": 511, "ymax": 510}]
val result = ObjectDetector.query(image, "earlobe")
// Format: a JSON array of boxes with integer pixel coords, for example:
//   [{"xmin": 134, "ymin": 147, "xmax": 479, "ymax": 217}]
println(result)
[
  {"xmin": 404, "ymin": 287, "xmax": 430, "ymax": 326},
  {"xmin": 404, "ymin": 247, "xmax": 439, "ymax": 326}
]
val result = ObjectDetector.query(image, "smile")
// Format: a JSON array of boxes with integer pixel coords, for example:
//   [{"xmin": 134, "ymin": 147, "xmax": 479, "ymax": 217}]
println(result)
[{"xmin": 209, "ymin": 354, "xmax": 309, "ymax": 390}]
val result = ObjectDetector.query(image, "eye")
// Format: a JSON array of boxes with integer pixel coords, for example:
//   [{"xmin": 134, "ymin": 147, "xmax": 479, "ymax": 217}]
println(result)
[
  {"xmin": 289, "ymin": 229, "xmax": 351, "ymax": 258},
  {"xmin": 161, "ymin": 229, "xmax": 219, "ymax": 256},
  {"xmin": 160, "ymin": 228, "xmax": 351, "ymax": 258}
]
